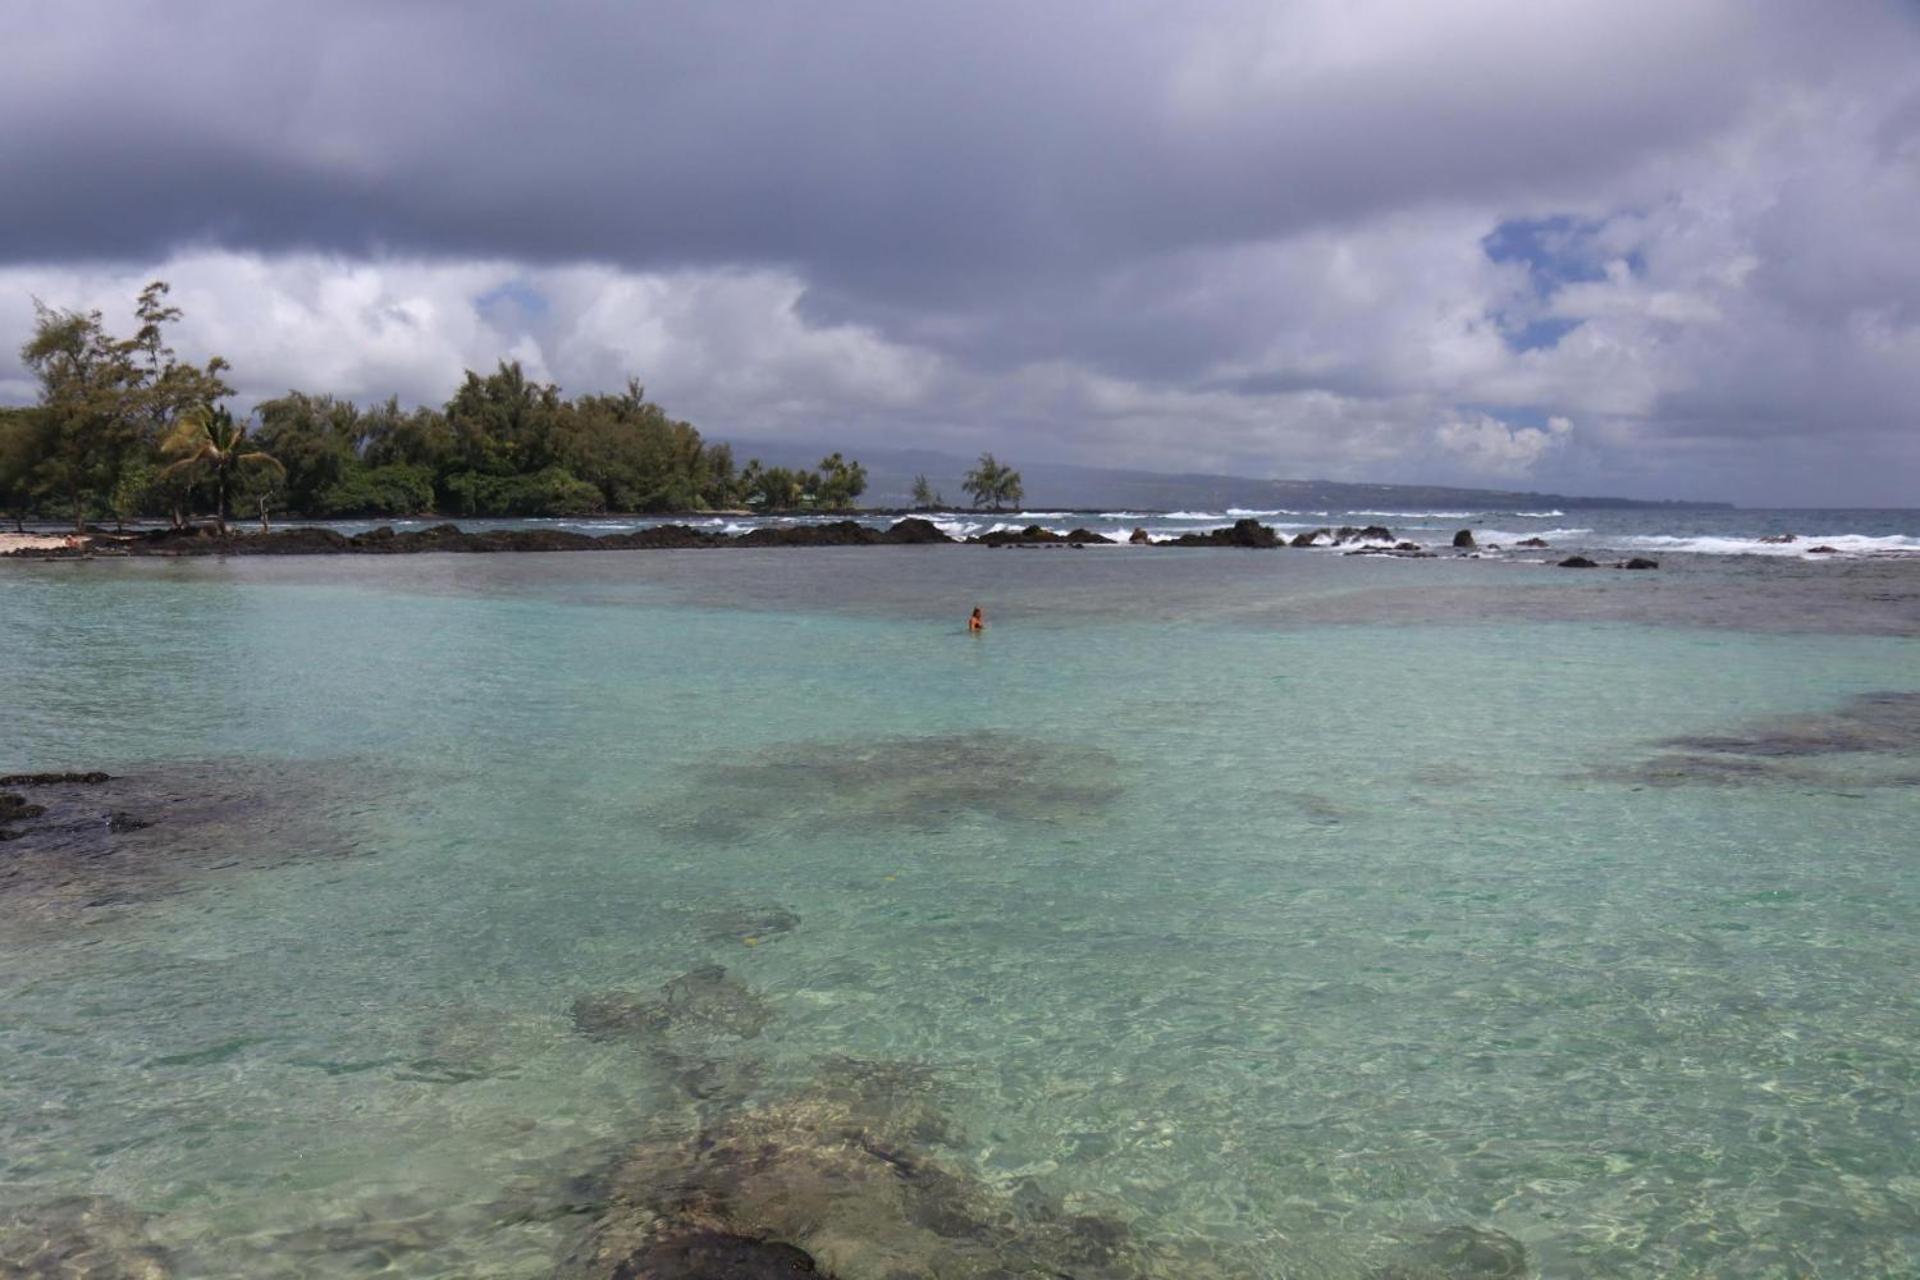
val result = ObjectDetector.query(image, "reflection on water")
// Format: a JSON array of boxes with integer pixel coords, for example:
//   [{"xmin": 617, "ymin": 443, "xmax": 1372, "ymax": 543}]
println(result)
[{"xmin": 1, "ymin": 551, "xmax": 1917, "ymax": 1276}]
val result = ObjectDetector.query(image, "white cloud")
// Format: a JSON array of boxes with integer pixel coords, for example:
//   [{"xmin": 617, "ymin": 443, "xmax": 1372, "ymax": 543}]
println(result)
[{"xmin": 1434, "ymin": 413, "xmax": 1573, "ymax": 477}]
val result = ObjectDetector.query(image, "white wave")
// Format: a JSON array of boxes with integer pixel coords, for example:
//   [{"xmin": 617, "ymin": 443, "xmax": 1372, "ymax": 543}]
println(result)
[
  {"xmin": 1613, "ymin": 533, "xmax": 1920, "ymax": 558},
  {"xmin": 1465, "ymin": 527, "xmax": 1595, "ymax": 544},
  {"xmin": 1341, "ymin": 508, "xmax": 1564, "ymax": 519},
  {"xmin": 1161, "ymin": 510, "xmax": 1223, "ymax": 520}
]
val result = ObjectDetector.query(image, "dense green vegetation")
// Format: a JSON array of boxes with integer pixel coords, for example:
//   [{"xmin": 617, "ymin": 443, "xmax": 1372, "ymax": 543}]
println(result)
[
  {"xmin": 963, "ymin": 453, "xmax": 1024, "ymax": 510},
  {"xmin": 3, "ymin": 282, "xmax": 876, "ymax": 527}
]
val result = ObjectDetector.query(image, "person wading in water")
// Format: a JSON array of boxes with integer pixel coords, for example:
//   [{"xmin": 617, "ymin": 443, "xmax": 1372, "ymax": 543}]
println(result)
[{"xmin": 968, "ymin": 607, "xmax": 984, "ymax": 632}]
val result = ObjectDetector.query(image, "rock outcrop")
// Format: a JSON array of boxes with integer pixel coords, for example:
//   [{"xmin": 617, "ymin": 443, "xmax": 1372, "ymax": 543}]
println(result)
[
  {"xmin": 1168, "ymin": 518, "xmax": 1282, "ymax": 548},
  {"xmin": 1452, "ymin": 529, "xmax": 1476, "ymax": 548}
]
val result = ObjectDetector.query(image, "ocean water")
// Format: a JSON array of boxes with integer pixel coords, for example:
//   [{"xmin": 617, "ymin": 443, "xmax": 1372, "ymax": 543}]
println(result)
[{"xmin": 2, "ymin": 543, "xmax": 1917, "ymax": 1277}]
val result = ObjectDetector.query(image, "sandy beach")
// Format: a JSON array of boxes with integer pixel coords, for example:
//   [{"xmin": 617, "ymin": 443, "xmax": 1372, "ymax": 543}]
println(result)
[{"xmin": 0, "ymin": 532, "xmax": 90, "ymax": 556}]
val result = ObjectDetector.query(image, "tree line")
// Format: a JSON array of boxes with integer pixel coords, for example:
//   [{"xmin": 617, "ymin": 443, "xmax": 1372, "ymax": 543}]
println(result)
[{"xmin": 0, "ymin": 282, "xmax": 875, "ymax": 531}]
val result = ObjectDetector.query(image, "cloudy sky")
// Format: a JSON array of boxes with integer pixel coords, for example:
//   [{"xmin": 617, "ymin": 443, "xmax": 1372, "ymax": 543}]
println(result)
[{"xmin": 2, "ymin": 1, "xmax": 1917, "ymax": 504}]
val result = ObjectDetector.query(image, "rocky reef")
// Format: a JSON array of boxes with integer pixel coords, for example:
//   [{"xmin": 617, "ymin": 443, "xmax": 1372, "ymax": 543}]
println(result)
[
  {"xmin": 647, "ymin": 731, "xmax": 1123, "ymax": 843},
  {"xmin": 554, "ymin": 1061, "xmax": 1187, "ymax": 1280},
  {"xmin": 1612, "ymin": 690, "xmax": 1920, "ymax": 788},
  {"xmin": 0, "ymin": 1196, "xmax": 176, "ymax": 1279},
  {"xmin": 0, "ymin": 759, "xmax": 370, "ymax": 933}
]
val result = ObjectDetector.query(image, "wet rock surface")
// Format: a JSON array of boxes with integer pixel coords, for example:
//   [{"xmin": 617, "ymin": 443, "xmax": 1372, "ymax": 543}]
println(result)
[
  {"xmin": 1557, "ymin": 556, "xmax": 1599, "ymax": 568},
  {"xmin": 0, "ymin": 1196, "xmax": 175, "ymax": 1279},
  {"xmin": 970, "ymin": 524, "xmax": 1113, "ymax": 546},
  {"xmin": 650, "ymin": 732, "xmax": 1123, "ymax": 842},
  {"xmin": 1167, "ymin": 518, "xmax": 1283, "ymax": 548}
]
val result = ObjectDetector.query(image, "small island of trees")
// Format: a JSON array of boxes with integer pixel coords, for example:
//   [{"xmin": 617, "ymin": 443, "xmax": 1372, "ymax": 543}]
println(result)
[{"xmin": 0, "ymin": 282, "xmax": 893, "ymax": 531}]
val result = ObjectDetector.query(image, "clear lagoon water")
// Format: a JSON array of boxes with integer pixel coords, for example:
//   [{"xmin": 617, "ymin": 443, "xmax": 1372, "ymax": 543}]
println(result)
[{"xmin": 2, "ymin": 536, "xmax": 1917, "ymax": 1277}]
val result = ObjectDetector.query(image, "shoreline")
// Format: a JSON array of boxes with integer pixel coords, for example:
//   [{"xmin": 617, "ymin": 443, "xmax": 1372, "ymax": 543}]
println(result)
[{"xmin": 1, "ymin": 516, "xmax": 1657, "ymax": 564}]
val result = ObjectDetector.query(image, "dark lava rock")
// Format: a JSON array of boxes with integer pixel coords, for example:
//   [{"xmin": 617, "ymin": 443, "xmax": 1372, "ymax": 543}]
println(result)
[
  {"xmin": 1329, "ymin": 524, "xmax": 1394, "ymax": 543},
  {"xmin": 0, "ymin": 771, "xmax": 112, "ymax": 785},
  {"xmin": 1515, "ymin": 537, "xmax": 1550, "ymax": 548},
  {"xmin": 1451, "ymin": 529, "xmax": 1476, "ymax": 548},
  {"xmin": 1129, "ymin": 526, "xmax": 1152, "ymax": 544},
  {"xmin": 0, "ymin": 794, "xmax": 46, "ymax": 822},
  {"xmin": 1395, "ymin": 541, "xmax": 1422, "ymax": 551},
  {"xmin": 108, "ymin": 811, "xmax": 152, "ymax": 833},
  {"xmin": 1558, "ymin": 556, "xmax": 1600, "ymax": 568},
  {"xmin": 611, "ymin": 1232, "xmax": 823, "ymax": 1278},
  {"xmin": 1288, "ymin": 527, "xmax": 1330, "ymax": 547},
  {"xmin": 1166, "ymin": 518, "xmax": 1282, "ymax": 548},
  {"xmin": 1617, "ymin": 557, "xmax": 1660, "ymax": 570},
  {"xmin": 881, "ymin": 517, "xmax": 950, "ymax": 544},
  {"xmin": 735, "ymin": 521, "xmax": 883, "ymax": 548},
  {"xmin": 1760, "ymin": 532, "xmax": 1797, "ymax": 544},
  {"xmin": 617, "ymin": 525, "xmax": 725, "ymax": 550},
  {"xmin": 1808, "ymin": 544, "xmax": 1840, "ymax": 554},
  {"xmin": 973, "ymin": 524, "xmax": 1106, "ymax": 546}
]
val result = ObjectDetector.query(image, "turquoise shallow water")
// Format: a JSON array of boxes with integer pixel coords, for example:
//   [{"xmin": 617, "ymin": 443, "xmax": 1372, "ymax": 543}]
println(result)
[{"xmin": 2, "ymin": 549, "xmax": 1918, "ymax": 1277}]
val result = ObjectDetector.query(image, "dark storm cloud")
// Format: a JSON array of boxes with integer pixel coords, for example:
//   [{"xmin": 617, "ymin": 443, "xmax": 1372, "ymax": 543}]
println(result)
[{"xmin": 0, "ymin": 2, "xmax": 1802, "ymax": 287}]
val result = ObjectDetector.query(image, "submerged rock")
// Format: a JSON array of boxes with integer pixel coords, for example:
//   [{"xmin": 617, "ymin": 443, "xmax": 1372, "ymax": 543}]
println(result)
[
  {"xmin": 699, "ymin": 905, "xmax": 802, "ymax": 944},
  {"xmin": 1660, "ymin": 690, "xmax": 1920, "ymax": 758},
  {"xmin": 573, "ymin": 965, "xmax": 773, "ymax": 1044},
  {"xmin": 654, "ymin": 731, "xmax": 1122, "ymax": 842},
  {"xmin": 1371, "ymin": 1225, "xmax": 1528, "ymax": 1279},
  {"xmin": 558, "ymin": 1063, "xmax": 1176, "ymax": 1280},
  {"xmin": 1617, "ymin": 557, "xmax": 1660, "ymax": 570},
  {"xmin": 1557, "ymin": 556, "xmax": 1599, "ymax": 568},
  {"xmin": 1515, "ymin": 537, "xmax": 1550, "ymax": 549},
  {"xmin": 615, "ymin": 1231, "xmax": 824, "ymax": 1277},
  {"xmin": 0, "ymin": 1196, "xmax": 175, "ymax": 1279},
  {"xmin": 0, "ymin": 759, "xmax": 373, "ymax": 934}
]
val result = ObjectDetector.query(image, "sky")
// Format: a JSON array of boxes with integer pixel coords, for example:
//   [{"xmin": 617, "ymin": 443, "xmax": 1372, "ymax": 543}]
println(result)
[{"xmin": 2, "ymin": 1, "xmax": 1917, "ymax": 505}]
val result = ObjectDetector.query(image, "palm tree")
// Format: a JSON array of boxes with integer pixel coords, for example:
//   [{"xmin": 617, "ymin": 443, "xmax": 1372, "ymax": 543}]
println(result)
[
  {"xmin": 160, "ymin": 404, "xmax": 284, "ymax": 535},
  {"xmin": 962, "ymin": 453, "xmax": 1024, "ymax": 511}
]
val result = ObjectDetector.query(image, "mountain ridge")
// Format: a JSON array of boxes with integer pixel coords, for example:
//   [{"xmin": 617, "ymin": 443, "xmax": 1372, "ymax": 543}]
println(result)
[{"xmin": 719, "ymin": 438, "xmax": 1731, "ymax": 511}]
